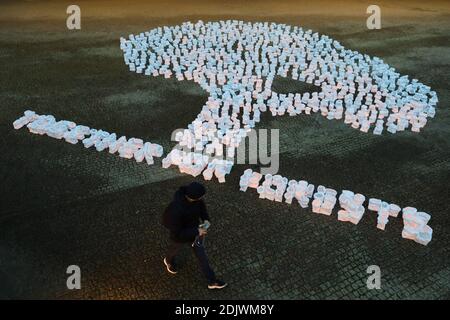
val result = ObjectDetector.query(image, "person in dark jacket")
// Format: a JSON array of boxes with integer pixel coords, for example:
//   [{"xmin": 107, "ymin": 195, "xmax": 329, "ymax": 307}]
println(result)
[{"xmin": 162, "ymin": 181, "xmax": 227, "ymax": 290}]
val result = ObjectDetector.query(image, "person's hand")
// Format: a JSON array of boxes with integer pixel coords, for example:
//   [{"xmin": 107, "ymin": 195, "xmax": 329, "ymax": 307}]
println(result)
[{"xmin": 198, "ymin": 227, "xmax": 208, "ymax": 236}]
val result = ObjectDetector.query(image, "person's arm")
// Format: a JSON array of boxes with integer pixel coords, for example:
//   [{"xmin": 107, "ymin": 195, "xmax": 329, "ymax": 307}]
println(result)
[
  {"xmin": 168, "ymin": 209, "xmax": 199, "ymax": 242},
  {"xmin": 199, "ymin": 201, "xmax": 210, "ymax": 222}
]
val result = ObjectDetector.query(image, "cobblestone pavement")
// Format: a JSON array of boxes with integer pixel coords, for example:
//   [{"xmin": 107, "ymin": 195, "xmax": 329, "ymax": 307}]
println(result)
[{"xmin": 1, "ymin": 0, "xmax": 450, "ymax": 299}]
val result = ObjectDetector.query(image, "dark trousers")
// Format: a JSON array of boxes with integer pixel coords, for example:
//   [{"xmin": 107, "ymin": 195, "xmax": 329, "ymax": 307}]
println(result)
[{"xmin": 166, "ymin": 236, "xmax": 216, "ymax": 284}]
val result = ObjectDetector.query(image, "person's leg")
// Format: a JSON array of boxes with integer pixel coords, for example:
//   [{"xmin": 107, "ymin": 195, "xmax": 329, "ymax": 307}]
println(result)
[
  {"xmin": 165, "ymin": 240, "xmax": 183, "ymax": 266},
  {"xmin": 192, "ymin": 239, "xmax": 216, "ymax": 284}
]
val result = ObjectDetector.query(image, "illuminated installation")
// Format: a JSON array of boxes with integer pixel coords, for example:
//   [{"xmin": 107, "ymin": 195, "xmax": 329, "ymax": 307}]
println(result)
[{"xmin": 14, "ymin": 21, "xmax": 437, "ymax": 245}]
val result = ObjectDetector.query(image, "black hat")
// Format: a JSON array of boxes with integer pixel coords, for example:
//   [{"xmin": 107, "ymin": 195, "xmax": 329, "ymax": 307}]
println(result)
[{"xmin": 185, "ymin": 182, "xmax": 206, "ymax": 200}]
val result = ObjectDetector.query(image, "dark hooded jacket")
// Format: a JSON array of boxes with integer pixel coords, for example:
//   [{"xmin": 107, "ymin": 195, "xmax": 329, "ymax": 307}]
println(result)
[{"xmin": 162, "ymin": 186, "xmax": 210, "ymax": 243}]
